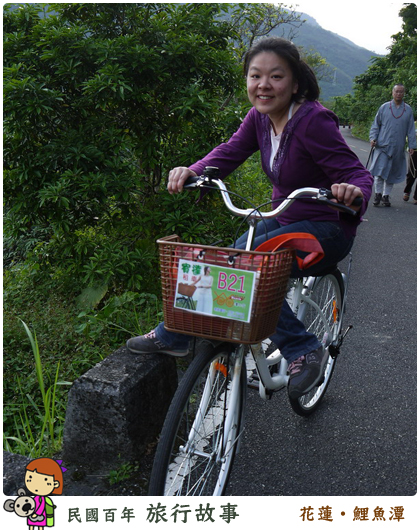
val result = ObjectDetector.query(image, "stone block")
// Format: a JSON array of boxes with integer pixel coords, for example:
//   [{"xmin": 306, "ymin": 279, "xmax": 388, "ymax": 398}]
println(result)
[
  {"xmin": 3, "ymin": 452, "xmax": 32, "ymax": 495},
  {"xmin": 62, "ymin": 346, "xmax": 177, "ymax": 468}
]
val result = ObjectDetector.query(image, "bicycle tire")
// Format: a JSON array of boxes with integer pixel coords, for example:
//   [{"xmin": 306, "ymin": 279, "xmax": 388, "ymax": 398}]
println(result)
[
  {"xmin": 288, "ymin": 269, "xmax": 345, "ymax": 417},
  {"xmin": 148, "ymin": 341, "xmax": 247, "ymax": 496}
]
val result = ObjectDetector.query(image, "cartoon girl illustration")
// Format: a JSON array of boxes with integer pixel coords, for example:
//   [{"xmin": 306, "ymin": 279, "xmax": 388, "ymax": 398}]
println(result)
[{"xmin": 24, "ymin": 458, "xmax": 65, "ymax": 528}]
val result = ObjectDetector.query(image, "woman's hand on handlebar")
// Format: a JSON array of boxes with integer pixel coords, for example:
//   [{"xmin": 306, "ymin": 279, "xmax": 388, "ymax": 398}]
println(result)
[
  {"xmin": 168, "ymin": 167, "xmax": 197, "ymax": 194},
  {"xmin": 330, "ymin": 183, "xmax": 363, "ymax": 212}
]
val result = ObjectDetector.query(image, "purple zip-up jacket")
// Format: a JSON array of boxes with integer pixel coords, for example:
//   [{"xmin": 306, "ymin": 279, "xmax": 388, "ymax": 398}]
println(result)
[{"xmin": 189, "ymin": 101, "xmax": 373, "ymax": 238}]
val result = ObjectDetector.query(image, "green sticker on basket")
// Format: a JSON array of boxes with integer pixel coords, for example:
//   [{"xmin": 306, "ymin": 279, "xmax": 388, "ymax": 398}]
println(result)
[{"xmin": 175, "ymin": 259, "xmax": 256, "ymax": 323}]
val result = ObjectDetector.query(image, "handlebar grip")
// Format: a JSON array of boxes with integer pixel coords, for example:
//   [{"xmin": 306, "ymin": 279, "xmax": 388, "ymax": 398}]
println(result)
[
  {"xmin": 318, "ymin": 189, "xmax": 363, "ymax": 217},
  {"xmin": 183, "ymin": 176, "xmax": 201, "ymax": 188},
  {"xmin": 324, "ymin": 190, "xmax": 363, "ymax": 207}
]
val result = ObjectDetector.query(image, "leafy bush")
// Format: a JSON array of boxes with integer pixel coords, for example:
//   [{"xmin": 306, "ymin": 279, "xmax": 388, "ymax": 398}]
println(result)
[{"xmin": 3, "ymin": 3, "xmax": 244, "ymax": 293}]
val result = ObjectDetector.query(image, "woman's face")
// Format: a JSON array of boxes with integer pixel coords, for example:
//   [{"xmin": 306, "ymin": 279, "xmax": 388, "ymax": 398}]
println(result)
[{"xmin": 247, "ymin": 51, "xmax": 298, "ymax": 124}]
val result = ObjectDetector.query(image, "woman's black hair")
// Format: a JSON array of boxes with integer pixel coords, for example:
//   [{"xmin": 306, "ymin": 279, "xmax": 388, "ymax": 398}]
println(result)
[{"xmin": 243, "ymin": 37, "xmax": 320, "ymax": 102}]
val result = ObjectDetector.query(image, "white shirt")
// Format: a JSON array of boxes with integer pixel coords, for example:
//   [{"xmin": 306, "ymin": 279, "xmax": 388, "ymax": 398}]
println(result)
[{"xmin": 270, "ymin": 102, "xmax": 295, "ymax": 170}]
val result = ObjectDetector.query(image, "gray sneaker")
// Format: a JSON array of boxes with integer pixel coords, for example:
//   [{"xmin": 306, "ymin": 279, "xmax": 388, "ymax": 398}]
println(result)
[
  {"xmin": 373, "ymin": 193, "xmax": 382, "ymax": 206},
  {"xmin": 382, "ymin": 195, "xmax": 391, "ymax": 207},
  {"xmin": 288, "ymin": 347, "xmax": 328, "ymax": 399},
  {"xmin": 126, "ymin": 329, "xmax": 189, "ymax": 357}
]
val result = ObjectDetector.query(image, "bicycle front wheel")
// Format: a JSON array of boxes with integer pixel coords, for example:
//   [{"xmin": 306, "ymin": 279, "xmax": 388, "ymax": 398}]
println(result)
[
  {"xmin": 289, "ymin": 270, "xmax": 344, "ymax": 416},
  {"xmin": 148, "ymin": 342, "xmax": 246, "ymax": 496}
]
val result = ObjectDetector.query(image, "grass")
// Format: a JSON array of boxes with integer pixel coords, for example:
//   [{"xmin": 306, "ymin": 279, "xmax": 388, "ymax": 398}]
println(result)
[
  {"xmin": 3, "ymin": 320, "xmax": 71, "ymax": 457},
  {"xmin": 108, "ymin": 460, "xmax": 140, "ymax": 486}
]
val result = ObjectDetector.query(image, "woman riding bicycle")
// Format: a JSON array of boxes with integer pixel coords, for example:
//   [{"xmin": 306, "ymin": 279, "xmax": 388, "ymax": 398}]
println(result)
[{"xmin": 127, "ymin": 37, "xmax": 373, "ymax": 400}]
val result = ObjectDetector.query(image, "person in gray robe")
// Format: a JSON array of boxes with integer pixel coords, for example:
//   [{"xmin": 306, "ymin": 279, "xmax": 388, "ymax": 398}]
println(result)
[{"xmin": 369, "ymin": 84, "xmax": 416, "ymax": 207}]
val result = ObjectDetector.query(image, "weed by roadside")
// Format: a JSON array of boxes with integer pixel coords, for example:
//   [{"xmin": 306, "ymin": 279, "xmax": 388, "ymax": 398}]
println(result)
[
  {"xmin": 3, "ymin": 321, "xmax": 71, "ymax": 457},
  {"xmin": 3, "ymin": 275, "xmax": 162, "ymax": 457}
]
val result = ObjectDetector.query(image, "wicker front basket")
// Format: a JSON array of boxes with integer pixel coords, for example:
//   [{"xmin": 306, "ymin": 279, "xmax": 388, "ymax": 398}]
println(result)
[{"xmin": 157, "ymin": 235, "xmax": 295, "ymax": 344}]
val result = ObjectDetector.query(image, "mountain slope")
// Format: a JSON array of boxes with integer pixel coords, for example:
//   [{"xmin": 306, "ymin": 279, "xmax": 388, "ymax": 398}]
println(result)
[{"xmin": 275, "ymin": 12, "xmax": 381, "ymax": 100}]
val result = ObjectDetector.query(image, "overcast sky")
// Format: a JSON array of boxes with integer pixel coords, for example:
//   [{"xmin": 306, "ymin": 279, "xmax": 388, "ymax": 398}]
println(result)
[{"xmin": 292, "ymin": 1, "xmax": 405, "ymax": 55}]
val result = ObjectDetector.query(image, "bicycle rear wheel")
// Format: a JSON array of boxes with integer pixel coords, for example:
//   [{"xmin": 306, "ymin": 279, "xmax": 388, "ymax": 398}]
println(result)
[
  {"xmin": 148, "ymin": 341, "xmax": 246, "ymax": 496},
  {"xmin": 289, "ymin": 270, "xmax": 344, "ymax": 416}
]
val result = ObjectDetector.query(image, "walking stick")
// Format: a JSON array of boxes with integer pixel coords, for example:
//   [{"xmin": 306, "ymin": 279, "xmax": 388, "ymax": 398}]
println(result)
[
  {"xmin": 366, "ymin": 145, "xmax": 375, "ymax": 169},
  {"xmin": 408, "ymin": 151, "xmax": 416, "ymax": 177}
]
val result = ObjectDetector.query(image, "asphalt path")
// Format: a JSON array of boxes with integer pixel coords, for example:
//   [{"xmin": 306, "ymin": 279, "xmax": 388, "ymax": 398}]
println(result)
[{"xmin": 225, "ymin": 127, "xmax": 417, "ymax": 496}]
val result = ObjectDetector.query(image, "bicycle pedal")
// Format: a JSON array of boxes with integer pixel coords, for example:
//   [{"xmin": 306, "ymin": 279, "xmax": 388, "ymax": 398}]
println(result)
[
  {"xmin": 247, "ymin": 380, "xmax": 260, "ymax": 390},
  {"xmin": 247, "ymin": 370, "xmax": 260, "ymax": 389},
  {"xmin": 328, "ymin": 344, "xmax": 340, "ymax": 358}
]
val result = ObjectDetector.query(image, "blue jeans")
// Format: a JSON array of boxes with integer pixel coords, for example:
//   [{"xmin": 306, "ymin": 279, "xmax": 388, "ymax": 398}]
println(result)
[{"xmin": 155, "ymin": 220, "xmax": 354, "ymax": 363}]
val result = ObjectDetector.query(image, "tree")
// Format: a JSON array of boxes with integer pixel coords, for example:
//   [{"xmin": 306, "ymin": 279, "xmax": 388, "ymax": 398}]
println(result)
[
  {"xmin": 3, "ymin": 3, "xmax": 244, "ymax": 289},
  {"xmin": 331, "ymin": 3, "xmax": 417, "ymax": 134},
  {"xmin": 228, "ymin": 3, "xmax": 303, "ymax": 60},
  {"xmin": 228, "ymin": 4, "xmax": 332, "ymax": 83},
  {"xmin": 354, "ymin": 3, "xmax": 417, "ymax": 109}
]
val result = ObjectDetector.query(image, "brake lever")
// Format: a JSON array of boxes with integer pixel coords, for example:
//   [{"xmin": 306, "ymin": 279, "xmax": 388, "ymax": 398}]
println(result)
[
  {"xmin": 183, "ymin": 176, "xmax": 204, "ymax": 189},
  {"xmin": 317, "ymin": 188, "xmax": 362, "ymax": 216}
]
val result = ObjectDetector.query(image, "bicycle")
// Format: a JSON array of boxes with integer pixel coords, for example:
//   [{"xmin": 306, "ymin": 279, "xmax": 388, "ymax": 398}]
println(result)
[
  {"xmin": 148, "ymin": 167, "xmax": 358, "ymax": 496},
  {"xmin": 175, "ymin": 283, "xmax": 197, "ymax": 310}
]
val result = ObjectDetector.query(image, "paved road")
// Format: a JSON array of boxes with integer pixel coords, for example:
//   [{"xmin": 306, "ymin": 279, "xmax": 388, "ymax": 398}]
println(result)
[{"xmin": 226, "ymin": 127, "xmax": 417, "ymax": 496}]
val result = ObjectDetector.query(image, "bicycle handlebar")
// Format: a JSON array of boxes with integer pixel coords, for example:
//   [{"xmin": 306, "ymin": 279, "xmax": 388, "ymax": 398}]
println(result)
[{"xmin": 183, "ymin": 167, "xmax": 363, "ymax": 219}]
